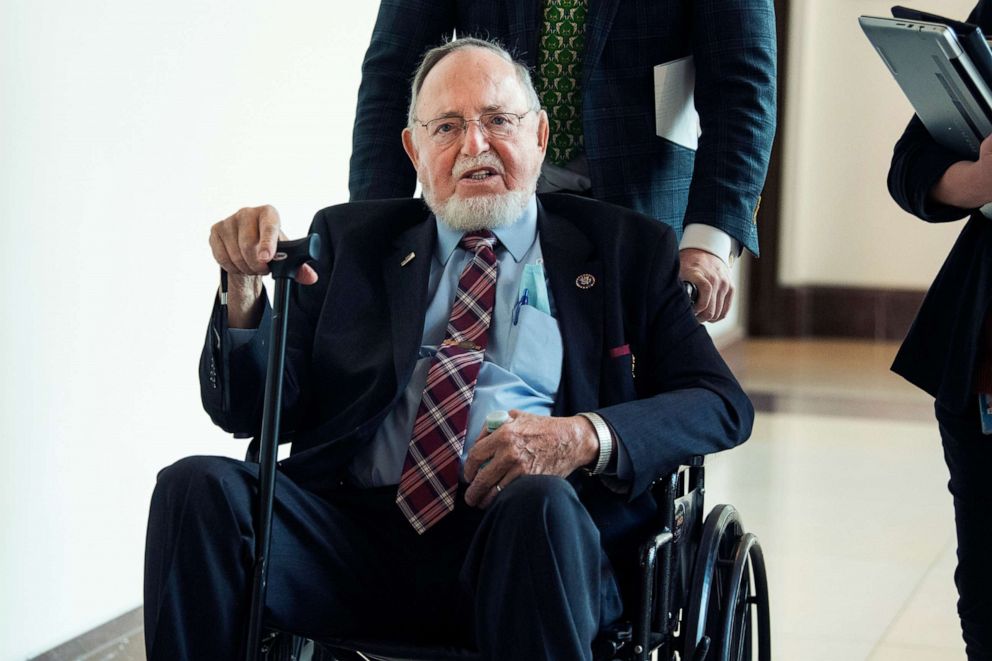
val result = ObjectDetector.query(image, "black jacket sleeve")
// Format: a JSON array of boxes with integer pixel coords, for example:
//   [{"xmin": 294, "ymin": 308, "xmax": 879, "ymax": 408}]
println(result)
[
  {"xmin": 687, "ymin": 0, "xmax": 777, "ymax": 255},
  {"xmin": 888, "ymin": 115, "xmax": 974, "ymax": 223},
  {"xmin": 198, "ymin": 218, "xmax": 330, "ymax": 437},
  {"xmin": 596, "ymin": 224, "xmax": 754, "ymax": 498},
  {"xmin": 348, "ymin": 0, "xmax": 456, "ymax": 201}
]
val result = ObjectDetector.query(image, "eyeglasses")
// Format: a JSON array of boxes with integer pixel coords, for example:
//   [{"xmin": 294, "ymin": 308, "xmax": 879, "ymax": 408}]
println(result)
[{"xmin": 415, "ymin": 110, "xmax": 535, "ymax": 145}]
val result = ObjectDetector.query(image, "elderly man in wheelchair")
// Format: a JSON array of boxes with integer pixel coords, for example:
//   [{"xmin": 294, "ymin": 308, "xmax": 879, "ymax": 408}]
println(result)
[{"xmin": 143, "ymin": 37, "xmax": 766, "ymax": 661}]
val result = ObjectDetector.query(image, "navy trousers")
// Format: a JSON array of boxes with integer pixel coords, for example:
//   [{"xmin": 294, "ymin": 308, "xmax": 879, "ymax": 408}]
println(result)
[
  {"xmin": 143, "ymin": 456, "xmax": 623, "ymax": 661},
  {"xmin": 936, "ymin": 403, "xmax": 992, "ymax": 661}
]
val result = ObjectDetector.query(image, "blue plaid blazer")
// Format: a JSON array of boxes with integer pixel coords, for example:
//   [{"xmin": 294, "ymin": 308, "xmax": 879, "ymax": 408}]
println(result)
[{"xmin": 348, "ymin": 0, "xmax": 776, "ymax": 255}]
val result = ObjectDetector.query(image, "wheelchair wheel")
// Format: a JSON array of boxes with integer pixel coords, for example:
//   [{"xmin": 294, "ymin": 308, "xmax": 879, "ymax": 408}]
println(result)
[
  {"xmin": 681, "ymin": 504, "xmax": 743, "ymax": 661},
  {"xmin": 718, "ymin": 533, "xmax": 770, "ymax": 661},
  {"xmin": 682, "ymin": 505, "xmax": 771, "ymax": 661}
]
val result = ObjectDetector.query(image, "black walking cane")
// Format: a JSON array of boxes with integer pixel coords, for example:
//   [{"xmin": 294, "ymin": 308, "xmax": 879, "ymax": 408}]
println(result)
[{"xmin": 244, "ymin": 234, "xmax": 321, "ymax": 661}]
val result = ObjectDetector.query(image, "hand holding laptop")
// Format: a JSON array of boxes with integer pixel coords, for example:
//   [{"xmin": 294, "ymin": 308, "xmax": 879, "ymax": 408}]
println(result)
[{"xmin": 861, "ymin": 9, "xmax": 992, "ymax": 158}]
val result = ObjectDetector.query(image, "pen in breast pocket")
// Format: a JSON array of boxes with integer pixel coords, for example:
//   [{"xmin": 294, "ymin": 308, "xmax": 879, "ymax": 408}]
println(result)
[{"xmin": 512, "ymin": 288, "xmax": 529, "ymax": 325}]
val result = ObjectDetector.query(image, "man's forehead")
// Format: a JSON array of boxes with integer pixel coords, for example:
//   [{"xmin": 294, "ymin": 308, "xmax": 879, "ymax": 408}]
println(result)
[
  {"xmin": 417, "ymin": 49, "xmax": 527, "ymax": 116},
  {"xmin": 428, "ymin": 104, "xmax": 507, "ymax": 119}
]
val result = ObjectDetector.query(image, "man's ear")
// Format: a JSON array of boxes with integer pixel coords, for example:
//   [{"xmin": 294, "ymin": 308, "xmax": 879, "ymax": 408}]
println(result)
[
  {"xmin": 402, "ymin": 128, "xmax": 420, "ymax": 171},
  {"xmin": 535, "ymin": 109, "xmax": 549, "ymax": 155}
]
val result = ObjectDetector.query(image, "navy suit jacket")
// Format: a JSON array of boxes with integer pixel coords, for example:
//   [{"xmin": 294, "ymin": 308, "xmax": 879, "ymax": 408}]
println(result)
[
  {"xmin": 348, "ymin": 0, "xmax": 777, "ymax": 256},
  {"xmin": 199, "ymin": 194, "xmax": 752, "ymax": 557},
  {"xmin": 889, "ymin": 1, "xmax": 992, "ymax": 413}
]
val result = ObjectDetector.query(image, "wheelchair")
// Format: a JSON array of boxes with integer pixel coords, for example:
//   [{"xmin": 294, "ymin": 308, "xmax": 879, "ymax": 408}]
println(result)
[
  {"xmin": 247, "ymin": 237, "xmax": 770, "ymax": 661},
  {"xmin": 251, "ymin": 456, "xmax": 771, "ymax": 661}
]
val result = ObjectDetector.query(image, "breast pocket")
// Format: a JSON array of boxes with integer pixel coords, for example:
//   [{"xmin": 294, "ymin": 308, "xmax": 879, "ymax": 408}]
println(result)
[{"xmin": 507, "ymin": 305, "xmax": 564, "ymax": 397}]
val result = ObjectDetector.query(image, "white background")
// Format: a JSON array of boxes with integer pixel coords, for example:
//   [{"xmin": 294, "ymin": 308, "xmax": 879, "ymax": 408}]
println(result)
[{"xmin": 0, "ymin": 2, "xmax": 379, "ymax": 657}]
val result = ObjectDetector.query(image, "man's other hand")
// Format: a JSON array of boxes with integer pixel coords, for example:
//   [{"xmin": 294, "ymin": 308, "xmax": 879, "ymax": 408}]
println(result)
[
  {"xmin": 209, "ymin": 205, "xmax": 318, "ymax": 328},
  {"xmin": 679, "ymin": 248, "xmax": 733, "ymax": 323},
  {"xmin": 463, "ymin": 410, "xmax": 599, "ymax": 509}
]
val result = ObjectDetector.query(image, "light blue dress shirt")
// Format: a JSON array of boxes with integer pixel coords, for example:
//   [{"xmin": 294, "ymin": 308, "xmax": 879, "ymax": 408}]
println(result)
[{"xmin": 348, "ymin": 196, "xmax": 564, "ymax": 487}]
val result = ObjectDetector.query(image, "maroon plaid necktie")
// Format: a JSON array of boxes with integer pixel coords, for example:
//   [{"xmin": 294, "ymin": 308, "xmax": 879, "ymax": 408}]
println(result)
[{"xmin": 396, "ymin": 230, "xmax": 498, "ymax": 534}]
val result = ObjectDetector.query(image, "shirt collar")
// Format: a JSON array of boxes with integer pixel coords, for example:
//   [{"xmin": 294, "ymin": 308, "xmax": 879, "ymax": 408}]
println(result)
[{"xmin": 435, "ymin": 195, "xmax": 538, "ymax": 265}]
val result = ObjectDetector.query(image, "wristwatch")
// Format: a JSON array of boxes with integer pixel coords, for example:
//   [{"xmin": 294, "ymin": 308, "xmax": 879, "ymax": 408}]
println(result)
[{"xmin": 578, "ymin": 412, "xmax": 614, "ymax": 475}]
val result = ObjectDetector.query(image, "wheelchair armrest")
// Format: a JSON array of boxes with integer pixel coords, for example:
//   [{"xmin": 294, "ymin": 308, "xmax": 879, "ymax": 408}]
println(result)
[
  {"xmin": 634, "ymin": 530, "xmax": 675, "ymax": 659},
  {"xmin": 634, "ymin": 460, "xmax": 707, "ymax": 656},
  {"xmin": 640, "ymin": 531, "xmax": 676, "ymax": 559}
]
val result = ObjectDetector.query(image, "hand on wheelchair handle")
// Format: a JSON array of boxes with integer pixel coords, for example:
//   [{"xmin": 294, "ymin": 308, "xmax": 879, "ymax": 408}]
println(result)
[
  {"xmin": 683, "ymin": 280, "xmax": 698, "ymax": 304},
  {"xmin": 678, "ymin": 247, "xmax": 733, "ymax": 322}
]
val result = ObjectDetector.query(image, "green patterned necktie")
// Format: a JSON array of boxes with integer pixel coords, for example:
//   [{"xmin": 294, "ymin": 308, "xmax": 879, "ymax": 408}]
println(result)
[{"xmin": 536, "ymin": 0, "xmax": 588, "ymax": 165}]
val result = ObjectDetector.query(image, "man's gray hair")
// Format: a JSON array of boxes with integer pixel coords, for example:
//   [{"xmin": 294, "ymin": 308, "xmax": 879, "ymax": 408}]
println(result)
[{"xmin": 407, "ymin": 37, "xmax": 541, "ymax": 126}]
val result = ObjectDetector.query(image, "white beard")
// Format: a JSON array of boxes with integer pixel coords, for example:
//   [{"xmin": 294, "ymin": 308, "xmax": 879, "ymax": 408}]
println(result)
[
  {"xmin": 428, "ymin": 188, "xmax": 532, "ymax": 232},
  {"xmin": 421, "ymin": 152, "xmax": 536, "ymax": 231}
]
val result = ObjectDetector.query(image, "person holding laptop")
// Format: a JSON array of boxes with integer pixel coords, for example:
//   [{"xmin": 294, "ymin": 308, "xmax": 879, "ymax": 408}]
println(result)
[{"xmin": 888, "ymin": 3, "xmax": 992, "ymax": 659}]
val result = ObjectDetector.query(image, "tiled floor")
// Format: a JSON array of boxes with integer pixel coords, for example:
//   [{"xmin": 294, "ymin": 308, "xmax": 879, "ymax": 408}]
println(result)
[{"xmin": 709, "ymin": 339, "xmax": 966, "ymax": 660}]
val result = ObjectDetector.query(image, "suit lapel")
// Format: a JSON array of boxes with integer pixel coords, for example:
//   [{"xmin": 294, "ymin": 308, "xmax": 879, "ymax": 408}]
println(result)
[
  {"xmin": 382, "ymin": 218, "xmax": 436, "ymax": 388},
  {"xmin": 582, "ymin": 0, "xmax": 621, "ymax": 89},
  {"xmin": 538, "ymin": 201, "xmax": 603, "ymax": 416}
]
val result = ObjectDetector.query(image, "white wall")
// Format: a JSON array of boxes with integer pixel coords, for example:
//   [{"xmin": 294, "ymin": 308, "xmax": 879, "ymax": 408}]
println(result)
[
  {"xmin": 778, "ymin": 0, "xmax": 975, "ymax": 289},
  {"xmin": 0, "ymin": 2, "xmax": 380, "ymax": 658}
]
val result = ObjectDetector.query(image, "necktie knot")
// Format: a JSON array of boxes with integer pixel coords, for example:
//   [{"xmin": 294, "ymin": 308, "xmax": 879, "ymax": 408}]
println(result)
[{"xmin": 460, "ymin": 230, "xmax": 496, "ymax": 253}]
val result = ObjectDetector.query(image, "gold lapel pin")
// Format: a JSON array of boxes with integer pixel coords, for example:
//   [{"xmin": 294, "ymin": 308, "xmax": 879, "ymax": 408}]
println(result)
[
  {"xmin": 575, "ymin": 273, "xmax": 596, "ymax": 289},
  {"xmin": 400, "ymin": 252, "xmax": 416, "ymax": 267}
]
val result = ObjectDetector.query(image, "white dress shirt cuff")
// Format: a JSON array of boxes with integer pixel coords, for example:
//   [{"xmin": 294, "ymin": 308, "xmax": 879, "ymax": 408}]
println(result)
[{"xmin": 679, "ymin": 224, "xmax": 739, "ymax": 267}]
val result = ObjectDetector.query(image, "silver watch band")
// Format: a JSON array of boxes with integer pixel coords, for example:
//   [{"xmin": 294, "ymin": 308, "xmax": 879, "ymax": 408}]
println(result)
[{"xmin": 578, "ymin": 412, "xmax": 613, "ymax": 475}]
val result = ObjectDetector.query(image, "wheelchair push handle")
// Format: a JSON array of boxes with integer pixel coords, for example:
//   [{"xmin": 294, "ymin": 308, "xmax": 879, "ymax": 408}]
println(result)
[
  {"xmin": 268, "ymin": 234, "xmax": 321, "ymax": 280},
  {"xmin": 682, "ymin": 280, "xmax": 699, "ymax": 305}
]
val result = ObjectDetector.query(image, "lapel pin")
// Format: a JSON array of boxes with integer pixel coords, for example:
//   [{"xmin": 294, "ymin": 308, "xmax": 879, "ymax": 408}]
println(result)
[
  {"xmin": 575, "ymin": 273, "xmax": 596, "ymax": 289},
  {"xmin": 400, "ymin": 252, "xmax": 416, "ymax": 267}
]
